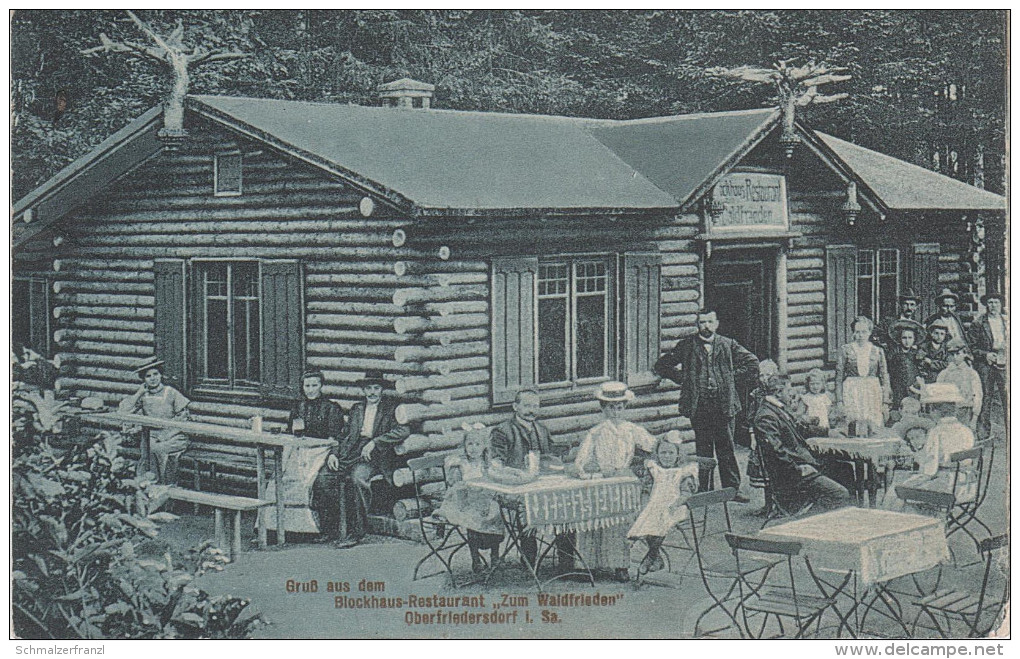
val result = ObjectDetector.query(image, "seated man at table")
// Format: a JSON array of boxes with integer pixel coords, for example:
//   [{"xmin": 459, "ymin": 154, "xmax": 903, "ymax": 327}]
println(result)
[
  {"xmin": 753, "ymin": 373, "xmax": 851, "ymax": 514},
  {"xmin": 490, "ymin": 389, "xmax": 573, "ymax": 569},
  {"xmin": 336, "ymin": 371, "xmax": 410, "ymax": 547},
  {"xmin": 118, "ymin": 357, "xmax": 191, "ymax": 485},
  {"xmin": 295, "ymin": 370, "xmax": 348, "ymax": 543}
]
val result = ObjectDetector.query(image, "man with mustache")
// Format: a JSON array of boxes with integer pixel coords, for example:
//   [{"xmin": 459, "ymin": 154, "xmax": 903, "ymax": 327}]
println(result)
[{"xmin": 654, "ymin": 308, "xmax": 759, "ymax": 500}]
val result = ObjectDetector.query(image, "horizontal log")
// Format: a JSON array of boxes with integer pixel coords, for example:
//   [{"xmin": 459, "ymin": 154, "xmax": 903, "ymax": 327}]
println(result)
[
  {"xmin": 421, "ymin": 328, "xmax": 489, "ymax": 346},
  {"xmin": 305, "ymin": 302, "xmax": 408, "ymax": 317},
  {"xmin": 55, "ymin": 306, "xmax": 154, "ymax": 320},
  {"xmin": 788, "ymin": 303, "xmax": 825, "ymax": 316},
  {"xmin": 392, "ymin": 467, "xmax": 444, "ymax": 488},
  {"xmin": 104, "ymin": 192, "xmax": 368, "ymax": 215},
  {"xmin": 306, "ymin": 328, "xmax": 419, "ymax": 345},
  {"xmin": 306, "ymin": 261, "xmax": 402, "ymax": 275},
  {"xmin": 787, "ymin": 280, "xmax": 824, "ymax": 294},
  {"xmin": 788, "ymin": 268, "xmax": 822, "ymax": 283},
  {"xmin": 65, "ymin": 245, "xmax": 451, "ymax": 262},
  {"xmin": 393, "ymin": 285, "xmax": 487, "ymax": 307},
  {"xmin": 306, "ymin": 314, "xmax": 401, "ymax": 332},
  {"xmin": 395, "ymin": 370, "xmax": 489, "ymax": 394},
  {"xmin": 425, "ymin": 301, "xmax": 489, "ymax": 317},
  {"xmin": 394, "ymin": 399, "xmax": 491, "ymax": 425},
  {"xmin": 396, "ymin": 433, "xmax": 465, "ymax": 456},
  {"xmin": 72, "ymin": 230, "xmax": 401, "ymax": 248},
  {"xmin": 787, "ymin": 347, "xmax": 826, "ymax": 362},
  {"xmin": 115, "ymin": 177, "xmax": 354, "ymax": 201},
  {"xmin": 661, "ymin": 264, "xmax": 699, "ymax": 278},
  {"xmin": 54, "ymin": 328, "xmax": 153, "ymax": 346},
  {"xmin": 305, "ymin": 356, "xmax": 425, "ymax": 375},
  {"xmin": 62, "ymin": 340, "xmax": 152, "ymax": 357},
  {"xmin": 63, "ymin": 317, "xmax": 153, "ymax": 332},
  {"xmin": 786, "ymin": 325, "xmax": 821, "ymax": 339},
  {"xmin": 421, "ymin": 384, "xmax": 489, "ymax": 404},
  {"xmin": 55, "ymin": 377, "xmax": 137, "ymax": 396},
  {"xmin": 425, "ymin": 356, "xmax": 489, "ymax": 376},
  {"xmin": 788, "ymin": 359, "xmax": 826, "ymax": 374},
  {"xmin": 661, "ymin": 289, "xmax": 700, "ymax": 304},
  {"xmin": 787, "ymin": 258, "xmax": 824, "ymax": 271},
  {"xmin": 70, "ymin": 366, "xmax": 137, "ymax": 383},
  {"xmin": 394, "ymin": 341, "xmax": 488, "ymax": 364},
  {"xmin": 787, "ymin": 291, "xmax": 825, "ymax": 306},
  {"xmin": 306, "ymin": 286, "xmax": 396, "ymax": 303},
  {"xmin": 189, "ymin": 401, "xmax": 290, "ymax": 421},
  {"xmin": 661, "ymin": 252, "xmax": 700, "ymax": 266},
  {"xmin": 54, "ymin": 259, "xmax": 155, "ymax": 272},
  {"xmin": 307, "ymin": 273, "xmax": 438, "ymax": 288},
  {"xmin": 394, "ymin": 314, "xmax": 489, "ymax": 335},
  {"xmin": 306, "ymin": 342, "xmax": 399, "ymax": 359},
  {"xmin": 56, "ymin": 270, "xmax": 154, "ymax": 284},
  {"xmin": 788, "ymin": 336, "xmax": 825, "ymax": 350},
  {"xmin": 53, "ymin": 280, "xmax": 150, "ymax": 295},
  {"xmin": 393, "ymin": 260, "xmax": 487, "ymax": 276},
  {"xmin": 53, "ymin": 293, "xmax": 154, "ymax": 308},
  {"xmin": 80, "ymin": 203, "xmax": 371, "ymax": 226},
  {"xmin": 57, "ymin": 352, "xmax": 143, "ymax": 370}
]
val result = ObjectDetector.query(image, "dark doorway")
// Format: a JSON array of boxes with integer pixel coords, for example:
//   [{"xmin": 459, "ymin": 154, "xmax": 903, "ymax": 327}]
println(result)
[
  {"xmin": 705, "ymin": 251, "xmax": 776, "ymax": 449},
  {"xmin": 704, "ymin": 252, "xmax": 775, "ymax": 362}
]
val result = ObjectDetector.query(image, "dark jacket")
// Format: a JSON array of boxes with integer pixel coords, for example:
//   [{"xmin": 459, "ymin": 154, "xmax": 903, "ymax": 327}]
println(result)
[
  {"xmin": 490, "ymin": 417, "xmax": 552, "ymax": 469},
  {"xmin": 335, "ymin": 396, "xmax": 410, "ymax": 481},
  {"xmin": 968, "ymin": 313, "xmax": 1008, "ymax": 378},
  {"xmin": 916, "ymin": 339, "xmax": 950, "ymax": 383},
  {"xmin": 654, "ymin": 332, "xmax": 759, "ymax": 418},
  {"xmin": 288, "ymin": 397, "xmax": 345, "ymax": 441},
  {"xmin": 887, "ymin": 346, "xmax": 921, "ymax": 407},
  {"xmin": 753, "ymin": 396, "xmax": 821, "ymax": 489}
]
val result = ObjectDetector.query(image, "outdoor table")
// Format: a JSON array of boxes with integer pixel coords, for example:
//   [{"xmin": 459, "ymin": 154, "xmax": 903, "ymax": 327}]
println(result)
[
  {"xmin": 83, "ymin": 412, "xmax": 335, "ymax": 546},
  {"xmin": 809, "ymin": 437, "xmax": 907, "ymax": 507},
  {"xmin": 463, "ymin": 474, "xmax": 642, "ymax": 590},
  {"xmin": 760, "ymin": 507, "xmax": 950, "ymax": 637}
]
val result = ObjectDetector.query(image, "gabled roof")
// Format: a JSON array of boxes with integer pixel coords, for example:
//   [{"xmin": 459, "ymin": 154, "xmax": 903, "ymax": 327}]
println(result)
[
  {"xmin": 586, "ymin": 108, "xmax": 781, "ymax": 209},
  {"xmin": 817, "ymin": 132, "xmax": 1006, "ymax": 212},
  {"xmin": 191, "ymin": 95, "xmax": 678, "ymax": 214},
  {"xmin": 12, "ymin": 106, "xmax": 163, "ymax": 246}
]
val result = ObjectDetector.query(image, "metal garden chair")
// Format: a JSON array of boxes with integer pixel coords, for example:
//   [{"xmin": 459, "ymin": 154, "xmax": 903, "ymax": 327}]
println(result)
[{"xmin": 407, "ymin": 453, "xmax": 471, "ymax": 588}]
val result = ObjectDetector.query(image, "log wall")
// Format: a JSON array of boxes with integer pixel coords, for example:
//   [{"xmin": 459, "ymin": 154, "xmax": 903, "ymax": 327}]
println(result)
[{"xmin": 42, "ymin": 114, "xmax": 976, "ymax": 496}]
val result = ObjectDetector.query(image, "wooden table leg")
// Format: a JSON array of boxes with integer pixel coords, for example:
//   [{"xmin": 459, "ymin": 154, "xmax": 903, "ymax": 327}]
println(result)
[
  {"xmin": 275, "ymin": 448, "xmax": 286, "ymax": 545},
  {"xmin": 337, "ymin": 480, "xmax": 348, "ymax": 541},
  {"xmin": 139, "ymin": 428, "xmax": 152, "ymax": 477},
  {"xmin": 232, "ymin": 510, "xmax": 242, "ymax": 562},
  {"xmin": 214, "ymin": 508, "xmax": 226, "ymax": 558},
  {"xmin": 256, "ymin": 447, "xmax": 268, "ymax": 549}
]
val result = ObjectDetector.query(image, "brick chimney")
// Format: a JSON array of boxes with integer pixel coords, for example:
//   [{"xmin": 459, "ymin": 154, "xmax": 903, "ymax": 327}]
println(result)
[{"xmin": 377, "ymin": 78, "xmax": 435, "ymax": 109}]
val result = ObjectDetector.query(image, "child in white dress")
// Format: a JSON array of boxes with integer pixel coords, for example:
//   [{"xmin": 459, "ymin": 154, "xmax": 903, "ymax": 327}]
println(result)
[
  {"xmin": 801, "ymin": 368, "xmax": 834, "ymax": 431},
  {"xmin": 628, "ymin": 432, "xmax": 698, "ymax": 575}
]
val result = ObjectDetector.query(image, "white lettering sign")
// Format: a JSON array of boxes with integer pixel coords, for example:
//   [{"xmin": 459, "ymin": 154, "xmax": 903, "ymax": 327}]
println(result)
[{"xmin": 710, "ymin": 172, "xmax": 788, "ymax": 231}]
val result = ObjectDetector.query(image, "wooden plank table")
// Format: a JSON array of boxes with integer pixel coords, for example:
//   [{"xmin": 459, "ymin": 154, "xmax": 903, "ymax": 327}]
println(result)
[{"xmin": 82, "ymin": 412, "xmax": 335, "ymax": 546}]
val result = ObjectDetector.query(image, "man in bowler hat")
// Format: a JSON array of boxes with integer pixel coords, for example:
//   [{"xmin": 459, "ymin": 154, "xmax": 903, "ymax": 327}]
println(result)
[
  {"xmin": 654, "ymin": 308, "xmax": 759, "ymax": 499},
  {"xmin": 327, "ymin": 370, "xmax": 410, "ymax": 546},
  {"xmin": 925, "ymin": 288, "xmax": 968, "ymax": 347}
]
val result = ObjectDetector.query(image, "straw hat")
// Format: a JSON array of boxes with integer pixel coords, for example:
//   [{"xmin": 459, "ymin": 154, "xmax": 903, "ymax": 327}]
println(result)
[
  {"xmin": 132, "ymin": 357, "xmax": 165, "ymax": 377},
  {"xmin": 594, "ymin": 381, "xmax": 635, "ymax": 403},
  {"xmin": 890, "ymin": 318, "xmax": 925, "ymax": 340}
]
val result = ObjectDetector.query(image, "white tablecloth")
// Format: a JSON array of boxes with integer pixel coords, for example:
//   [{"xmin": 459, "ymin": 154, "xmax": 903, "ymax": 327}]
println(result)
[{"xmin": 762, "ymin": 508, "xmax": 949, "ymax": 585}]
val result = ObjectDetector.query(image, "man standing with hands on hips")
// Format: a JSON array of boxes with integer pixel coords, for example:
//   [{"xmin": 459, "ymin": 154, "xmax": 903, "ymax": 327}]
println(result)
[{"xmin": 654, "ymin": 309, "xmax": 759, "ymax": 500}]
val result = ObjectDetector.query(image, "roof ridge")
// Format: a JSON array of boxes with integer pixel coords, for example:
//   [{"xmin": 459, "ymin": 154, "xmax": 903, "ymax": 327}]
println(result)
[{"xmin": 189, "ymin": 94, "xmax": 778, "ymax": 125}]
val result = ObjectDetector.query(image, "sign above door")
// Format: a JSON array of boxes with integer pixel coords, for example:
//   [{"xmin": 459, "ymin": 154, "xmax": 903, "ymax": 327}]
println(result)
[{"xmin": 708, "ymin": 172, "xmax": 789, "ymax": 233}]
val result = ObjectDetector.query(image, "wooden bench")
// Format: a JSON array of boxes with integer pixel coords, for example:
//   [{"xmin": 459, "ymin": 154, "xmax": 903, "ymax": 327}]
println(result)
[{"xmin": 166, "ymin": 487, "xmax": 274, "ymax": 561}]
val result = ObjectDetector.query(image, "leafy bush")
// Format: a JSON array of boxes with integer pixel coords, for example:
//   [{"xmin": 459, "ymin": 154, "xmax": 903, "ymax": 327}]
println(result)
[{"xmin": 12, "ymin": 418, "xmax": 265, "ymax": 638}]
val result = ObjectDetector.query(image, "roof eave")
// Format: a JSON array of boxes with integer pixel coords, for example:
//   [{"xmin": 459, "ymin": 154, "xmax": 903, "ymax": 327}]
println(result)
[{"xmin": 415, "ymin": 205, "xmax": 679, "ymax": 219}]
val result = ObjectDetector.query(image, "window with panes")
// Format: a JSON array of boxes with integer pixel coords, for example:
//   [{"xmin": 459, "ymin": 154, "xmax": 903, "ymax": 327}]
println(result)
[
  {"xmin": 536, "ymin": 258, "xmax": 614, "ymax": 385},
  {"xmin": 856, "ymin": 248, "xmax": 899, "ymax": 323},
  {"xmin": 193, "ymin": 261, "xmax": 261, "ymax": 387}
]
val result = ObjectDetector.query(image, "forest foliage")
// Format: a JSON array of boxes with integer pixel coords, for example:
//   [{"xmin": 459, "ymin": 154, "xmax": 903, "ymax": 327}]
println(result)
[{"xmin": 11, "ymin": 10, "xmax": 1007, "ymax": 199}]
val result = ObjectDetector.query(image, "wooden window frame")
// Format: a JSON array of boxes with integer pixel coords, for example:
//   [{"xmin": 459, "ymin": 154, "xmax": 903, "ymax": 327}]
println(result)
[
  {"xmin": 190, "ymin": 259, "xmax": 263, "ymax": 395},
  {"xmin": 213, "ymin": 152, "xmax": 243, "ymax": 197},
  {"xmin": 12, "ymin": 274, "xmax": 53, "ymax": 357},
  {"xmin": 856, "ymin": 247, "xmax": 900, "ymax": 323},
  {"xmin": 535, "ymin": 255, "xmax": 617, "ymax": 392}
]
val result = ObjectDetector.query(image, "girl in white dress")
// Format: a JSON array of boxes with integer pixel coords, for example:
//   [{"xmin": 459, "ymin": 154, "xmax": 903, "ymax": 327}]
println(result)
[
  {"xmin": 628, "ymin": 433, "xmax": 698, "ymax": 574},
  {"xmin": 801, "ymin": 368, "xmax": 834, "ymax": 431}
]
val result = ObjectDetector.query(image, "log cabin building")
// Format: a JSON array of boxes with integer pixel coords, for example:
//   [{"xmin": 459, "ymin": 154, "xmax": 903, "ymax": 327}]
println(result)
[{"xmin": 13, "ymin": 79, "xmax": 1006, "ymax": 504}]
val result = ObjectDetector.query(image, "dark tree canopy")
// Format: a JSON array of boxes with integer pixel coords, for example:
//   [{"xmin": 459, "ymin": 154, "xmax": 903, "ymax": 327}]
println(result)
[{"xmin": 11, "ymin": 9, "xmax": 1007, "ymax": 199}]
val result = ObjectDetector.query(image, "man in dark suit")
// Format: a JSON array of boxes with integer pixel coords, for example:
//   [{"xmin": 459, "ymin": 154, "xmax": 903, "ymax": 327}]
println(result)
[
  {"xmin": 489, "ymin": 389, "xmax": 573, "ymax": 569},
  {"xmin": 924, "ymin": 288, "xmax": 969, "ymax": 348},
  {"xmin": 753, "ymin": 374, "xmax": 851, "ymax": 513},
  {"xmin": 875, "ymin": 288, "xmax": 921, "ymax": 350},
  {"xmin": 328, "ymin": 370, "xmax": 410, "ymax": 547},
  {"xmin": 490, "ymin": 389, "xmax": 552, "ymax": 469},
  {"xmin": 293, "ymin": 370, "xmax": 347, "ymax": 543},
  {"xmin": 654, "ymin": 308, "xmax": 759, "ymax": 499},
  {"xmin": 968, "ymin": 292, "xmax": 1008, "ymax": 441}
]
